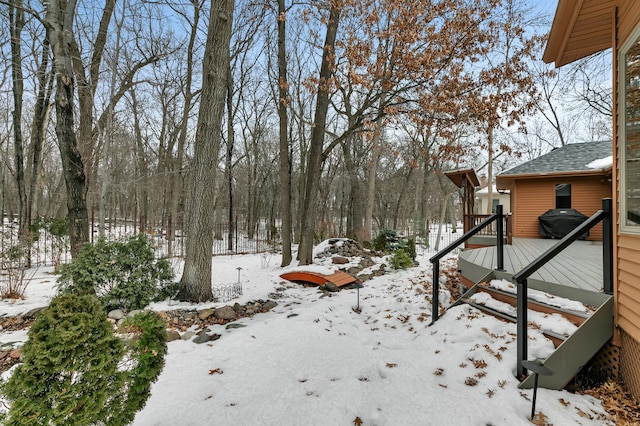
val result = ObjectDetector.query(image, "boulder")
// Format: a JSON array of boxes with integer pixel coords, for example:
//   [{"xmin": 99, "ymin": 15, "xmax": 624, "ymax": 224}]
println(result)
[
  {"xmin": 108, "ymin": 309, "xmax": 125, "ymax": 320},
  {"xmin": 198, "ymin": 308, "xmax": 215, "ymax": 320},
  {"xmin": 166, "ymin": 330, "xmax": 181, "ymax": 342},
  {"xmin": 325, "ymin": 282, "xmax": 339, "ymax": 292},
  {"xmin": 214, "ymin": 306, "xmax": 237, "ymax": 321},
  {"xmin": 332, "ymin": 256, "xmax": 349, "ymax": 265},
  {"xmin": 262, "ymin": 301, "xmax": 278, "ymax": 311}
]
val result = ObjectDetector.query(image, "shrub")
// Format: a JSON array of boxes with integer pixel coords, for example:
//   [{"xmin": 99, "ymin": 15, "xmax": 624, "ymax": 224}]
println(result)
[
  {"xmin": 108, "ymin": 311, "xmax": 168, "ymax": 425},
  {"xmin": 373, "ymin": 229, "xmax": 398, "ymax": 252},
  {"xmin": 0, "ymin": 294, "xmax": 167, "ymax": 426},
  {"xmin": 0, "ymin": 238, "xmax": 36, "ymax": 299},
  {"xmin": 402, "ymin": 238, "xmax": 417, "ymax": 260},
  {"xmin": 57, "ymin": 234, "xmax": 176, "ymax": 311},
  {"xmin": 0, "ymin": 294, "xmax": 124, "ymax": 426},
  {"xmin": 390, "ymin": 249, "xmax": 413, "ymax": 269}
]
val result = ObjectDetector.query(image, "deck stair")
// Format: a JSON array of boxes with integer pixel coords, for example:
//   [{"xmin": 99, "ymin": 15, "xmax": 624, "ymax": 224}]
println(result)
[{"xmin": 451, "ymin": 270, "xmax": 614, "ymax": 390}]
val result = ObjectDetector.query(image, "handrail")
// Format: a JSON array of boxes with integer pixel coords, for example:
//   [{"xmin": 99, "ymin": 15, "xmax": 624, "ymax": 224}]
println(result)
[
  {"xmin": 514, "ymin": 198, "xmax": 613, "ymax": 380},
  {"xmin": 430, "ymin": 205, "xmax": 505, "ymax": 324}
]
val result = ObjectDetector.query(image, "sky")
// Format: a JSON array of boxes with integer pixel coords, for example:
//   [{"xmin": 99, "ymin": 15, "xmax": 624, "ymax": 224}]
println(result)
[{"xmin": 0, "ymin": 237, "xmax": 616, "ymax": 426}]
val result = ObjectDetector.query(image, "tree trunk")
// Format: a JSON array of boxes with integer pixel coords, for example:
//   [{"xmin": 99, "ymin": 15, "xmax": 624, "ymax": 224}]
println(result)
[
  {"xmin": 10, "ymin": 0, "xmax": 27, "ymax": 240},
  {"xmin": 45, "ymin": 0, "xmax": 90, "ymax": 258},
  {"xmin": 28, "ymin": 40, "xmax": 53, "ymax": 227},
  {"xmin": 277, "ymin": 0, "xmax": 292, "ymax": 266},
  {"xmin": 178, "ymin": 0, "xmax": 234, "ymax": 302},
  {"xmin": 226, "ymin": 63, "xmax": 235, "ymax": 252},
  {"xmin": 362, "ymin": 121, "xmax": 382, "ymax": 242},
  {"xmin": 298, "ymin": 2, "xmax": 342, "ymax": 265},
  {"xmin": 486, "ymin": 125, "xmax": 494, "ymax": 214}
]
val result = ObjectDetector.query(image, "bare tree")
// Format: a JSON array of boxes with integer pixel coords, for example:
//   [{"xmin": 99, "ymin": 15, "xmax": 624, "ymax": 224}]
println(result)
[
  {"xmin": 179, "ymin": 0, "xmax": 235, "ymax": 302},
  {"xmin": 298, "ymin": 0, "xmax": 342, "ymax": 265},
  {"xmin": 44, "ymin": 0, "xmax": 90, "ymax": 257}
]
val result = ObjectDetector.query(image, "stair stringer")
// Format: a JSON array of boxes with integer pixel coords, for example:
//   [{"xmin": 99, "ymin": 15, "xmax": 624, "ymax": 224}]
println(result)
[
  {"xmin": 519, "ymin": 294, "xmax": 613, "ymax": 390},
  {"xmin": 451, "ymin": 270, "xmax": 614, "ymax": 391}
]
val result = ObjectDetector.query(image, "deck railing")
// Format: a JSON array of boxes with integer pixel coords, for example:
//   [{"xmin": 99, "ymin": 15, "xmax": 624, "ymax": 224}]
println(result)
[
  {"xmin": 429, "ymin": 205, "xmax": 505, "ymax": 324},
  {"xmin": 464, "ymin": 213, "xmax": 513, "ymax": 245},
  {"xmin": 513, "ymin": 198, "xmax": 613, "ymax": 379}
]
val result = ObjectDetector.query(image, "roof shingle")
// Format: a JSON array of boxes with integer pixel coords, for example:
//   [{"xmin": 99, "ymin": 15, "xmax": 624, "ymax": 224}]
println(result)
[{"xmin": 499, "ymin": 141, "xmax": 612, "ymax": 176}]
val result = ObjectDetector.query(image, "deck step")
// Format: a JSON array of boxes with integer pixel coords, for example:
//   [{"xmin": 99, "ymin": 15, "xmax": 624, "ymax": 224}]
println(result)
[
  {"xmin": 450, "ymin": 269, "xmax": 614, "ymax": 390},
  {"xmin": 461, "ymin": 298, "xmax": 568, "ymax": 349}
]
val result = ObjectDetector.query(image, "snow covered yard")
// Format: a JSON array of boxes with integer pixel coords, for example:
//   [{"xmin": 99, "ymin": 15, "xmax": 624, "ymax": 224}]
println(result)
[{"xmin": 0, "ymin": 242, "xmax": 616, "ymax": 425}]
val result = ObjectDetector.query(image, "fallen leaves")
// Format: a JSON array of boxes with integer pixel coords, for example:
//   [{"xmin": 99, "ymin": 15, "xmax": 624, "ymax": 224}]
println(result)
[
  {"xmin": 583, "ymin": 380, "xmax": 640, "ymax": 425},
  {"xmin": 386, "ymin": 363, "xmax": 398, "ymax": 368},
  {"xmin": 353, "ymin": 416, "xmax": 363, "ymax": 426},
  {"xmin": 209, "ymin": 368, "xmax": 224, "ymax": 375}
]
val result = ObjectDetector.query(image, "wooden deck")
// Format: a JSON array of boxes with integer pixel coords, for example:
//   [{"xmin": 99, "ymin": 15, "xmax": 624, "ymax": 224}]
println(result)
[{"xmin": 458, "ymin": 238, "xmax": 604, "ymax": 293}]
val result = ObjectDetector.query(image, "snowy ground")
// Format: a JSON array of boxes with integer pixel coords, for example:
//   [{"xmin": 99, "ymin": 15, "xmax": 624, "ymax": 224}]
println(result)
[{"xmin": 0, "ymin": 242, "xmax": 613, "ymax": 426}]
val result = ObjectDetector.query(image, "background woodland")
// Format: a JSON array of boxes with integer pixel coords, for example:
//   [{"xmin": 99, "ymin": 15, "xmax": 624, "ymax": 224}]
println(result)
[{"xmin": 1, "ymin": 0, "xmax": 612, "ymax": 299}]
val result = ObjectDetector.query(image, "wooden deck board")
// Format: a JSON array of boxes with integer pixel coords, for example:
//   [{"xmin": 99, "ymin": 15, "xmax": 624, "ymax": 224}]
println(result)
[{"xmin": 459, "ymin": 238, "xmax": 603, "ymax": 292}]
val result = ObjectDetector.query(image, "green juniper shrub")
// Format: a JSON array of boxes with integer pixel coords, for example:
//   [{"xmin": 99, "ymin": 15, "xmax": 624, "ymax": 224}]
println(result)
[
  {"xmin": 390, "ymin": 248, "xmax": 413, "ymax": 269},
  {"xmin": 57, "ymin": 234, "xmax": 177, "ymax": 311},
  {"xmin": 0, "ymin": 294, "xmax": 168, "ymax": 426},
  {"xmin": 0, "ymin": 294, "xmax": 125, "ymax": 426},
  {"xmin": 108, "ymin": 311, "xmax": 168, "ymax": 425}
]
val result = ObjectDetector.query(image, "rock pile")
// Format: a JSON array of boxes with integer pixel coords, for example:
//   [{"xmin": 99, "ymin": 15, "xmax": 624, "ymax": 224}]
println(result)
[
  {"xmin": 314, "ymin": 238, "xmax": 387, "ymax": 282},
  {"xmin": 145, "ymin": 299, "xmax": 279, "ymax": 344}
]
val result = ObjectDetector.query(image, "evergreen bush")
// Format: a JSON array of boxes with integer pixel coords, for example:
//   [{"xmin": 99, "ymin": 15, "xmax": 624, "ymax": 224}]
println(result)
[
  {"xmin": 0, "ymin": 294, "xmax": 167, "ymax": 426},
  {"xmin": 390, "ymin": 249, "xmax": 413, "ymax": 269},
  {"xmin": 0, "ymin": 294, "xmax": 124, "ymax": 426},
  {"xmin": 57, "ymin": 234, "xmax": 177, "ymax": 311},
  {"xmin": 373, "ymin": 229, "xmax": 398, "ymax": 252}
]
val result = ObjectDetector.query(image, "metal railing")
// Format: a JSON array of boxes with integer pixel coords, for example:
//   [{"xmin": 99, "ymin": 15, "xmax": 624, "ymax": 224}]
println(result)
[
  {"xmin": 429, "ymin": 205, "xmax": 505, "ymax": 324},
  {"xmin": 513, "ymin": 198, "xmax": 613, "ymax": 379},
  {"xmin": 464, "ymin": 213, "xmax": 513, "ymax": 245}
]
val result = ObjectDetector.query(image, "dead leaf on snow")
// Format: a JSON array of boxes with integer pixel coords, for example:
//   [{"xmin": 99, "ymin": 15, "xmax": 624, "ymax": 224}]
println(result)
[
  {"xmin": 209, "ymin": 368, "xmax": 223, "ymax": 375},
  {"xmin": 353, "ymin": 416, "xmax": 363, "ymax": 426}
]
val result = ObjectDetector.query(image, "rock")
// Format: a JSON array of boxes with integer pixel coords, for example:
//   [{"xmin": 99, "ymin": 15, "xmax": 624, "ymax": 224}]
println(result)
[
  {"xmin": 332, "ymin": 256, "xmax": 349, "ymax": 264},
  {"xmin": 214, "ymin": 306, "xmax": 236, "ymax": 321},
  {"xmin": 128, "ymin": 310, "xmax": 143, "ymax": 317},
  {"xmin": 181, "ymin": 331, "xmax": 195, "ymax": 340},
  {"xmin": 0, "ymin": 350, "xmax": 8, "ymax": 360},
  {"xmin": 9, "ymin": 348, "xmax": 22, "ymax": 359},
  {"xmin": 287, "ymin": 313, "xmax": 299, "ymax": 318},
  {"xmin": 166, "ymin": 330, "xmax": 181, "ymax": 342},
  {"xmin": 232, "ymin": 303, "xmax": 243, "ymax": 312},
  {"xmin": 183, "ymin": 311, "xmax": 197, "ymax": 320},
  {"xmin": 23, "ymin": 307, "xmax": 45, "ymax": 318},
  {"xmin": 262, "ymin": 301, "xmax": 277, "ymax": 311},
  {"xmin": 347, "ymin": 267, "xmax": 360, "ymax": 275},
  {"xmin": 193, "ymin": 332, "xmax": 211, "ymax": 344},
  {"xmin": 245, "ymin": 308, "xmax": 255, "ymax": 315},
  {"xmin": 108, "ymin": 309, "xmax": 125, "ymax": 320},
  {"xmin": 198, "ymin": 308, "xmax": 215, "ymax": 320},
  {"xmin": 357, "ymin": 274, "xmax": 372, "ymax": 282},
  {"xmin": 325, "ymin": 282, "xmax": 339, "ymax": 292},
  {"xmin": 226, "ymin": 323, "xmax": 247, "ymax": 330}
]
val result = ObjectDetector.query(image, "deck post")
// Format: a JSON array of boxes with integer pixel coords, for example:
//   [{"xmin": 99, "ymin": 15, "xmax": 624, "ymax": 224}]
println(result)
[
  {"xmin": 602, "ymin": 198, "xmax": 613, "ymax": 294},
  {"xmin": 431, "ymin": 260, "xmax": 440, "ymax": 324},
  {"xmin": 496, "ymin": 204, "xmax": 504, "ymax": 271},
  {"xmin": 516, "ymin": 277, "xmax": 528, "ymax": 379}
]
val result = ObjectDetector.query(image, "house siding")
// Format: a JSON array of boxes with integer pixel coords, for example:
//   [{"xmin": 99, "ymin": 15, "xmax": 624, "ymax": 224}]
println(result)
[
  {"xmin": 511, "ymin": 176, "xmax": 611, "ymax": 240},
  {"xmin": 616, "ymin": 0, "xmax": 640, "ymax": 402}
]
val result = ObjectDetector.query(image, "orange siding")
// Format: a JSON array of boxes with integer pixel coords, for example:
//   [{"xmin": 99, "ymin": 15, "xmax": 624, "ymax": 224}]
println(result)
[
  {"xmin": 617, "ymin": 235, "xmax": 640, "ymax": 343},
  {"xmin": 511, "ymin": 176, "xmax": 611, "ymax": 240},
  {"xmin": 617, "ymin": 0, "xmax": 640, "ymax": 354}
]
